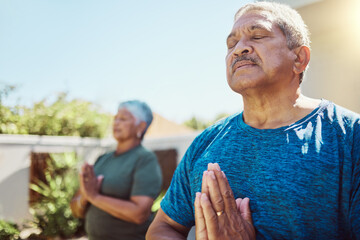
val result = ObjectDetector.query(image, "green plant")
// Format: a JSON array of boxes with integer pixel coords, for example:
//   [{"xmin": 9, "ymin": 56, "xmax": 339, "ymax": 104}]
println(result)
[
  {"xmin": 183, "ymin": 113, "xmax": 231, "ymax": 130},
  {"xmin": 0, "ymin": 86, "xmax": 112, "ymax": 138},
  {"xmin": 0, "ymin": 220, "xmax": 20, "ymax": 240},
  {"xmin": 151, "ymin": 190, "xmax": 166, "ymax": 213},
  {"xmin": 29, "ymin": 152, "xmax": 83, "ymax": 239}
]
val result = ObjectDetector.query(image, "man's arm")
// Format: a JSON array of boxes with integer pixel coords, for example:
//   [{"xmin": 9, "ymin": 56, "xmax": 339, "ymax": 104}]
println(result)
[{"xmin": 146, "ymin": 208, "xmax": 191, "ymax": 240}]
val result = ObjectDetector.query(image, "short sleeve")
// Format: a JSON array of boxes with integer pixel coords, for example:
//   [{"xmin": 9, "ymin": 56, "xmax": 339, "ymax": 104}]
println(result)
[
  {"xmin": 160, "ymin": 149, "xmax": 195, "ymax": 227},
  {"xmin": 350, "ymin": 119, "xmax": 360, "ymax": 239},
  {"xmin": 159, "ymin": 122, "xmax": 227, "ymax": 228},
  {"xmin": 131, "ymin": 152, "xmax": 162, "ymax": 199}
]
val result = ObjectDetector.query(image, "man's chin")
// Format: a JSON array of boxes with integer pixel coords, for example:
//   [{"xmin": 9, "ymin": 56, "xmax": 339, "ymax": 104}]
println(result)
[{"xmin": 228, "ymin": 78, "xmax": 265, "ymax": 94}]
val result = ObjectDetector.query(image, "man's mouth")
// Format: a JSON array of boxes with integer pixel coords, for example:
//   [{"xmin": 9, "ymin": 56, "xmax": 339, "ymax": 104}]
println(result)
[{"xmin": 232, "ymin": 60, "xmax": 257, "ymax": 73}]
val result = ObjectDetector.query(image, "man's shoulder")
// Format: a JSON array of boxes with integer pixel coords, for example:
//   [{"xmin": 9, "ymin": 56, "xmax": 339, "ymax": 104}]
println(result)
[
  {"xmin": 317, "ymin": 100, "xmax": 360, "ymax": 146},
  {"xmin": 182, "ymin": 113, "xmax": 240, "ymax": 163},
  {"xmin": 195, "ymin": 113, "xmax": 240, "ymax": 142},
  {"xmin": 204, "ymin": 113, "xmax": 239, "ymax": 133},
  {"xmin": 322, "ymin": 100, "xmax": 360, "ymax": 128}
]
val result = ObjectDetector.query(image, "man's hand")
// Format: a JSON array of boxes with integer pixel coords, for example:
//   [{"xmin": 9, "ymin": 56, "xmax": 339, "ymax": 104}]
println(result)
[
  {"xmin": 79, "ymin": 163, "xmax": 104, "ymax": 202},
  {"xmin": 194, "ymin": 163, "xmax": 255, "ymax": 240}
]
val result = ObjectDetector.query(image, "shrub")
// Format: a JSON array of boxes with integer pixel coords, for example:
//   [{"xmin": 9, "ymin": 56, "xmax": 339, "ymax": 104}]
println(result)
[
  {"xmin": 0, "ymin": 220, "xmax": 20, "ymax": 240},
  {"xmin": 29, "ymin": 152, "xmax": 83, "ymax": 239},
  {"xmin": 0, "ymin": 87, "xmax": 112, "ymax": 138}
]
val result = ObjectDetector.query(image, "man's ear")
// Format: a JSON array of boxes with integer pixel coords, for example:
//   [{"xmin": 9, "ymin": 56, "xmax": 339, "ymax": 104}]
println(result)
[{"xmin": 293, "ymin": 45, "xmax": 310, "ymax": 75}]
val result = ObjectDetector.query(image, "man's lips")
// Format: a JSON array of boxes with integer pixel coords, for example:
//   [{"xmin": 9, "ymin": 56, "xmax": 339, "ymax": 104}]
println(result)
[{"xmin": 232, "ymin": 60, "xmax": 257, "ymax": 73}]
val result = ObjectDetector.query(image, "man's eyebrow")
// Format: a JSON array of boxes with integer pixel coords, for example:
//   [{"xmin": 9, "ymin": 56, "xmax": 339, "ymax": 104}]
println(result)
[
  {"xmin": 227, "ymin": 23, "xmax": 272, "ymax": 42},
  {"xmin": 249, "ymin": 23, "xmax": 272, "ymax": 31},
  {"xmin": 226, "ymin": 32, "xmax": 236, "ymax": 42}
]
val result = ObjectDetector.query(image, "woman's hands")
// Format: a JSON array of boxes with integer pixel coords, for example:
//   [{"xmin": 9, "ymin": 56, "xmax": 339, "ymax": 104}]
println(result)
[
  {"xmin": 194, "ymin": 163, "xmax": 255, "ymax": 240},
  {"xmin": 79, "ymin": 163, "xmax": 104, "ymax": 203},
  {"xmin": 77, "ymin": 162, "xmax": 154, "ymax": 224}
]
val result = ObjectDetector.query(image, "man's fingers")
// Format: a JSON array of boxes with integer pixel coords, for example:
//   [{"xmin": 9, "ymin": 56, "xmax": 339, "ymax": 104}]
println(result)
[
  {"xmin": 207, "ymin": 163, "xmax": 219, "ymax": 171},
  {"xmin": 207, "ymin": 163, "xmax": 237, "ymax": 215},
  {"xmin": 214, "ymin": 170, "xmax": 237, "ymax": 213},
  {"xmin": 195, "ymin": 192, "xmax": 208, "ymax": 240},
  {"xmin": 200, "ymin": 193, "xmax": 219, "ymax": 237},
  {"xmin": 239, "ymin": 197, "xmax": 253, "ymax": 225},
  {"xmin": 201, "ymin": 171, "xmax": 209, "ymax": 195},
  {"xmin": 235, "ymin": 198, "xmax": 242, "ymax": 211},
  {"xmin": 206, "ymin": 171, "xmax": 225, "ymax": 213}
]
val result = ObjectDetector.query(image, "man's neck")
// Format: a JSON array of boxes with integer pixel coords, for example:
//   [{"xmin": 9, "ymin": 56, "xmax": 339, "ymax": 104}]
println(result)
[{"xmin": 242, "ymin": 89, "xmax": 321, "ymax": 129}]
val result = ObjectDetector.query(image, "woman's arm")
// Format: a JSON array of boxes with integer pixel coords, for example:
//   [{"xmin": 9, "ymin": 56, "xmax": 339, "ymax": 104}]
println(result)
[
  {"xmin": 79, "ymin": 162, "xmax": 157, "ymax": 224},
  {"xmin": 70, "ymin": 189, "xmax": 88, "ymax": 218},
  {"xmin": 88, "ymin": 194, "xmax": 154, "ymax": 224},
  {"xmin": 146, "ymin": 208, "xmax": 190, "ymax": 240}
]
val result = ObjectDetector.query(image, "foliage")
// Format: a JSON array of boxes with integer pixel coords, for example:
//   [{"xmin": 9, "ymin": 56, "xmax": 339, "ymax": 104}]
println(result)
[
  {"xmin": 0, "ymin": 220, "xmax": 20, "ymax": 240},
  {"xmin": 0, "ymin": 84, "xmax": 16, "ymax": 105},
  {"xmin": 29, "ymin": 152, "xmax": 83, "ymax": 239},
  {"xmin": 183, "ymin": 117, "xmax": 209, "ymax": 130},
  {"xmin": 0, "ymin": 84, "xmax": 112, "ymax": 138},
  {"xmin": 151, "ymin": 190, "xmax": 166, "ymax": 212},
  {"xmin": 183, "ymin": 113, "xmax": 231, "ymax": 130},
  {"xmin": 0, "ymin": 84, "xmax": 19, "ymax": 134}
]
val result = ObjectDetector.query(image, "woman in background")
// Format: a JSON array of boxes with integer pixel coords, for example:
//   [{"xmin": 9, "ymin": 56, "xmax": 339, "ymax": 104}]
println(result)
[{"xmin": 70, "ymin": 100, "xmax": 162, "ymax": 240}]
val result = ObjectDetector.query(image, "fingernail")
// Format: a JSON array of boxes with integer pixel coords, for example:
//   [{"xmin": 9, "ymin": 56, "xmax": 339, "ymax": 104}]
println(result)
[
  {"xmin": 209, "ymin": 171, "xmax": 216, "ymax": 179},
  {"xmin": 221, "ymin": 171, "xmax": 226, "ymax": 178},
  {"xmin": 214, "ymin": 163, "xmax": 221, "ymax": 171},
  {"xmin": 196, "ymin": 192, "xmax": 201, "ymax": 198},
  {"xmin": 207, "ymin": 163, "xmax": 212, "ymax": 169},
  {"xmin": 201, "ymin": 193, "xmax": 208, "ymax": 200}
]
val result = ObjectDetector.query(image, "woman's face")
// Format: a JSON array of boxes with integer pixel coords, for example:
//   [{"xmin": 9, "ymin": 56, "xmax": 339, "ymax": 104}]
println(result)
[{"xmin": 112, "ymin": 108, "xmax": 140, "ymax": 142}]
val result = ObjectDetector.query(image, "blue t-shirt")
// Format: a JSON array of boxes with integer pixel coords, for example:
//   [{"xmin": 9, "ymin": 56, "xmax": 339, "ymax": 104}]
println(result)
[{"xmin": 161, "ymin": 100, "xmax": 360, "ymax": 239}]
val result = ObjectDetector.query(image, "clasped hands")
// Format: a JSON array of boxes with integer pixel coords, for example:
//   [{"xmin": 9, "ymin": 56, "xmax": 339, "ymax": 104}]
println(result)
[
  {"xmin": 194, "ymin": 163, "xmax": 255, "ymax": 240},
  {"xmin": 79, "ymin": 163, "xmax": 104, "ymax": 203}
]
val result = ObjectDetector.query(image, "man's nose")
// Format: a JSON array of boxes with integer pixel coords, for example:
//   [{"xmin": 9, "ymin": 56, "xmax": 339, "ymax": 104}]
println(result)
[{"xmin": 233, "ymin": 39, "xmax": 253, "ymax": 56}]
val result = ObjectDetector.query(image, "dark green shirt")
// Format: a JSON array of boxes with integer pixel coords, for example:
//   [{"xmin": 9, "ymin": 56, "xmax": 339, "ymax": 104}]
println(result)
[{"xmin": 85, "ymin": 145, "xmax": 162, "ymax": 240}]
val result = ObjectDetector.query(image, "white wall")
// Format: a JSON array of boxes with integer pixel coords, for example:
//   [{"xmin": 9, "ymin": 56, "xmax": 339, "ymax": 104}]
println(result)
[
  {"xmin": 299, "ymin": 0, "xmax": 360, "ymax": 113},
  {"xmin": 0, "ymin": 133, "xmax": 198, "ymax": 224}
]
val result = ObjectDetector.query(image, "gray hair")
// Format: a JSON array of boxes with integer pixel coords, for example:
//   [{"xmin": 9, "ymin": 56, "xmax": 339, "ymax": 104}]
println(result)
[
  {"xmin": 234, "ymin": 1, "xmax": 310, "ymax": 83},
  {"xmin": 118, "ymin": 100, "xmax": 153, "ymax": 136}
]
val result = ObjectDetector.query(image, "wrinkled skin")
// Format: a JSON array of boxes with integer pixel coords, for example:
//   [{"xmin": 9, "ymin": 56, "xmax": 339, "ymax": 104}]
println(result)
[{"xmin": 194, "ymin": 163, "xmax": 255, "ymax": 240}]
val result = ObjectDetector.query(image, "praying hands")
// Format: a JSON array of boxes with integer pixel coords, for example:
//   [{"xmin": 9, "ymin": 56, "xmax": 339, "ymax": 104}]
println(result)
[{"xmin": 194, "ymin": 163, "xmax": 256, "ymax": 240}]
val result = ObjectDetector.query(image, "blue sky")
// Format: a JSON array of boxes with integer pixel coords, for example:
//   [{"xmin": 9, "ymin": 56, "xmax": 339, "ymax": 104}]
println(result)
[{"xmin": 0, "ymin": 0, "xmax": 253, "ymax": 123}]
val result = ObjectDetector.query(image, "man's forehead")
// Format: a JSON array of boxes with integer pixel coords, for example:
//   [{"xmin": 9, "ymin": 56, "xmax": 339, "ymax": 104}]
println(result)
[{"xmin": 232, "ymin": 11, "xmax": 274, "ymax": 32}]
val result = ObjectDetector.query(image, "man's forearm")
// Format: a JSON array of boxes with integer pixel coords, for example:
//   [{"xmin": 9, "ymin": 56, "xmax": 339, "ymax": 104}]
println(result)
[
  {"xmin": 146, "ymin": 208, "xmax": 189, "ymax": 240},
  {"xmin": 146, "ymin": 223, "xmax": 187, "ymax": 240}
]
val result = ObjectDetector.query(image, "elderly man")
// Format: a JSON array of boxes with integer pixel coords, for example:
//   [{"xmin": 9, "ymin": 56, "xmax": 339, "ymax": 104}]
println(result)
[{"xmin": 146, "ymin": 2, "xmax": 360, "ymax": 239}]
